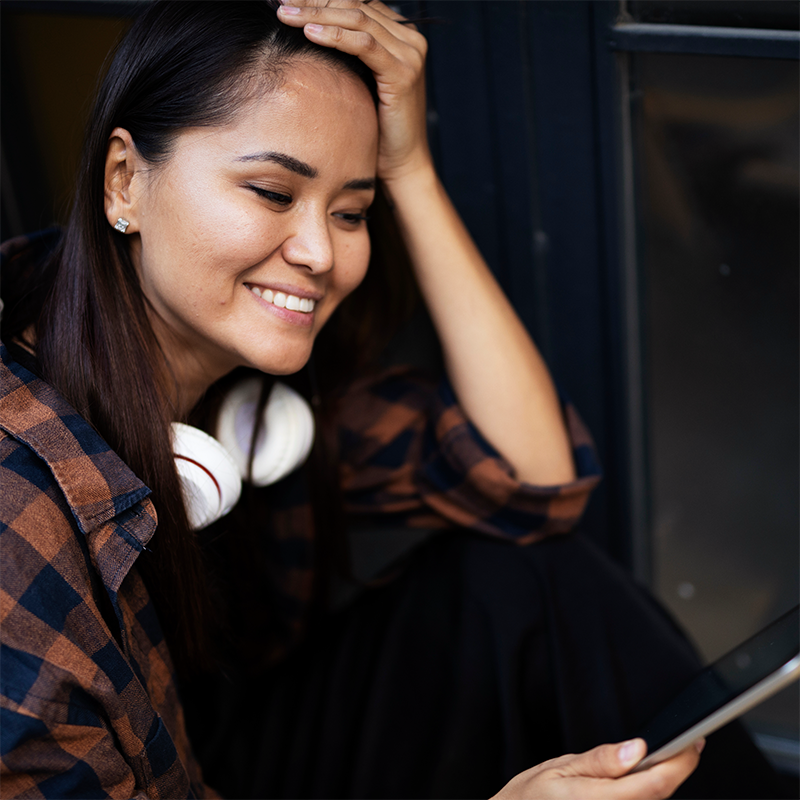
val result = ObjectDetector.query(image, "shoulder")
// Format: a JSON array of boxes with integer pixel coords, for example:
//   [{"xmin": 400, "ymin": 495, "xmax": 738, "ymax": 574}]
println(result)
[
  {"xmin": 1, "ymin": 344, "xmax": 89, "ymax": 551},
  {"xmin": 0, "ymin": 342, "xmax": 158, "ymax": 743},
  {"xmin": 0, "ymin": 342, "xmax": 156, "ymax": 613},
  {"xmin": 0, "ymin": 342, "xmax": 152, "ymax": 532},
  {"xmin": 0, "ymin": 344, "xmax": 102, "ymax": 622}
]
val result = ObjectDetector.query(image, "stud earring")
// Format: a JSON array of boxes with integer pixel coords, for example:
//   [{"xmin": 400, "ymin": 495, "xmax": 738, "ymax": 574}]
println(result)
[{"xmin": 113, "ymin": 218, "xmax": 130, "ymax": 233}]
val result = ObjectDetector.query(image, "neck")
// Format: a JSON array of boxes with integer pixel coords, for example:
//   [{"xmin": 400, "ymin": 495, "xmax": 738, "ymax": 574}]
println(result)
[
  {"xmin": 144, "ymin": 307, "xmax": 241, "ymax": 420},
  {"xmin": 161, "ymin": 357, "xmax": 227, "ymax": 421}
]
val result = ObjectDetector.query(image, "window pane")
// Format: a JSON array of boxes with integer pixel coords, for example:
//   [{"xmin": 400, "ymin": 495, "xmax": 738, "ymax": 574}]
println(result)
[
  {"xmin": 0, "ymin": 8, "xmax": 129, "ymax": 236},
  {"xmin": 631, "ymin": 52, "xmax": 799, "ymax": 745},
  {"xmin": 628, "ymin": 1, "xmax": 800, "ymax": 31}
]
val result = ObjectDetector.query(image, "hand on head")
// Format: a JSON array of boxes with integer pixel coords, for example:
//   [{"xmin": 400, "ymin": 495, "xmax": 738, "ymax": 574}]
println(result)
[
  {"xmin": 490, "ymin": 738, "xmax": 704, "ymax": 800},
  {"xmin": 276, "ymin": 0, "xmax": 432, "ymax": 181}
]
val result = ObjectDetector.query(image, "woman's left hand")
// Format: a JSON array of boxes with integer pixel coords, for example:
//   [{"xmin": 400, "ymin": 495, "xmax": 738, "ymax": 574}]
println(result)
[{"xmin": 277, "ymin": 0, "xmax": 432, "ymax": 181}]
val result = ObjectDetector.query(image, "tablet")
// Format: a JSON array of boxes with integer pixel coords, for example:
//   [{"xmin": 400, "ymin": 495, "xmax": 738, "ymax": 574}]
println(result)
[{"xmin": 632, "ymin": 604, "xmax": 800, "ymax": 772}]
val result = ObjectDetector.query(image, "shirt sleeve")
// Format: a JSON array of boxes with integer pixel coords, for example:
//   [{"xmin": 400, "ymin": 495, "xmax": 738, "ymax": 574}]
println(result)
[
  {"xmin": 0, "ymin": 700, "xmax": 149, "ymax": 800},
  {"xmin": 336, "ymin": 367, "xmax": 602, "ymax": 544}
]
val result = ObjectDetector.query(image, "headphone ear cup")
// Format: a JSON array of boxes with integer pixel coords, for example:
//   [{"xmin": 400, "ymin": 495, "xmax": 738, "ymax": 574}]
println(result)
[
  {"xmin": 171, "ymin": 422, "xmax": 242, "ymax": 530},
  {"xmin": 216, "ymin": 378, "xmax": 315, "ymax": 487},
  {"xmin": 253, "ymin": 382, "xmax": 315, "ymax": 486},
  {"xmin": 171, "ymin": 379, "xmax": 314, "ymax": 530}
]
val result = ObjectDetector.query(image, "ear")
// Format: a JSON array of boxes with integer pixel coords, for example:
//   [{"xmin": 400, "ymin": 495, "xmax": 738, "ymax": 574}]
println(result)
[{"xmin": 104, "ymin": 127, "xmax": 143, "ymax": 233}]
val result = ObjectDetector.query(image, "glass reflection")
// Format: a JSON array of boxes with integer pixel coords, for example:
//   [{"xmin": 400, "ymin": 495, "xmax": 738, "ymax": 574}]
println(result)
[
  {"xmin": 631, "ymin": 52, "xmax": 799, "ymax": 739},
  {"xmin": 628, "ymin": 1, "xmax": 800, "ymax": 31}
]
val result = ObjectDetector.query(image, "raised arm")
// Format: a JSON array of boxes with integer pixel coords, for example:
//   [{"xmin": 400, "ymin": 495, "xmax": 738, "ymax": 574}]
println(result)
[{"xmin": 278, "ymin": 0, "xmax": 575, "ymax": 486}]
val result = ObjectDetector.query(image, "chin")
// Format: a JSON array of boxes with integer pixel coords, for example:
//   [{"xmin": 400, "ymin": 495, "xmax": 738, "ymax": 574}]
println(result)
[{"xmin": 248, "ymin": 349, "xmax": 313, "ymax": 377}]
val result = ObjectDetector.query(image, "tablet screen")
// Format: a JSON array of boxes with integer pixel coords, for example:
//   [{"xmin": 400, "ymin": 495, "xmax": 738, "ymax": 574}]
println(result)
[{"xmin": 638, "ymin": 605, "xmax": 800, "ymax": 754}]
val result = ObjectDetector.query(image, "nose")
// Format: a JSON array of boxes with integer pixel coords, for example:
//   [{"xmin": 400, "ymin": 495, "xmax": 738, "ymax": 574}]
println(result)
[{"xmin": 281, "ymin": 211, "xmax": 334, "ymax": 274}]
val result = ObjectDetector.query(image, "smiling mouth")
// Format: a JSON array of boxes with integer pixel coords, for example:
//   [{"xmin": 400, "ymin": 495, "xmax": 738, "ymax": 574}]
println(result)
[{"xmin": 248, "ymin": 285, "xmax": 316, "ymax": 313}]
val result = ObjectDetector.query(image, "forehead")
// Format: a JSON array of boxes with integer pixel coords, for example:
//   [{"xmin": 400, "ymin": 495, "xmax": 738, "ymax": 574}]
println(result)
[{"xmin": 167, "ymin": 59, "xmax": 379, "ymax": 178}]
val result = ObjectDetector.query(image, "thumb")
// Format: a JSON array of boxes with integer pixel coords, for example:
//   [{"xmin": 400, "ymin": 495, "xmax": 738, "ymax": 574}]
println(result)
[{"xmin": 559, "ymin": 739, "xmax": 647, "ymax": 779}]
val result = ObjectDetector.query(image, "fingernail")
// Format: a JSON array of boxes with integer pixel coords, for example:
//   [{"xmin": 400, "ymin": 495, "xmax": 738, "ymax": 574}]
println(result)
[
  {"xmin": 278, "ymin": 5, "xmax": 302, "ymax": 14},
  {"xmin": 618, "ymin": 739, "xmax": 642, "ymax": 766},
  {"xmin": 695, "ymin": 739, "xmax": 706, "ymax": 754},
  {"xmin": 305, "ymin": 23, "xmax": 324, "ymax": 33}
]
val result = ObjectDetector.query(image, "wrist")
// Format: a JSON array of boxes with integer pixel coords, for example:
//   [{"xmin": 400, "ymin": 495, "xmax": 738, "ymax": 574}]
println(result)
[{"xmin": 379, "ymin": 157, "xmax": 439, "ymax": 204}]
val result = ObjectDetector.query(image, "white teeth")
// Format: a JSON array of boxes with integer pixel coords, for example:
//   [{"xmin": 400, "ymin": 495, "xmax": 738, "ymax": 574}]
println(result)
[{"xmin": 249, "ymin": 285, "xmax": 315, "ymax": 313}]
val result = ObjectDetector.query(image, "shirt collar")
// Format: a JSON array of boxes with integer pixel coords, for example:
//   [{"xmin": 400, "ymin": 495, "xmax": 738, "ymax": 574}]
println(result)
[{"xmin": 0, "ymin": 343, "xmax": 154, "ymax": 541}]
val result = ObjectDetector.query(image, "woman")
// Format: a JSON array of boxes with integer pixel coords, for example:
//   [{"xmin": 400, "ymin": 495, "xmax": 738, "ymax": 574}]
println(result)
[{"xmin": 0, "ymin": 1, "xmax": 704, "ymax": 797}]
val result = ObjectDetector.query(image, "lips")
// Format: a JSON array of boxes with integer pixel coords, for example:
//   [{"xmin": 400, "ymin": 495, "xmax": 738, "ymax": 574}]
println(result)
[{"xmin": 247, "ymin": 285, "xmax": 316, "ymax": 313}]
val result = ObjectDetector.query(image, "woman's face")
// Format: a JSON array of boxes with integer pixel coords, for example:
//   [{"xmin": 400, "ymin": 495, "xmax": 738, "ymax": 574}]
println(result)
[{"xmin": 122, "ymin": 59, "xmax": 378, "ymax": 400}]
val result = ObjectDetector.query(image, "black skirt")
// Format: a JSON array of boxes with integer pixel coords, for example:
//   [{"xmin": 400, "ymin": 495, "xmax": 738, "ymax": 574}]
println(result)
[{"xmin": 182, "ymin": 532, "xmax": 791, "ymax": 799}]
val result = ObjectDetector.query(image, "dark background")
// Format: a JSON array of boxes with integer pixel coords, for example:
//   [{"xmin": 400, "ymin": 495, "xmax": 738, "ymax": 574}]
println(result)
[{"xmin": 2, "ymin": 0, "xmax": 798, "ymax": 780}]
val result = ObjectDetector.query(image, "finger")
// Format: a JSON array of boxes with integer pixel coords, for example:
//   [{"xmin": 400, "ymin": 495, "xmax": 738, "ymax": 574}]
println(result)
[
  {"xmin": 277, "ymin": 3, "xmax": 422, "ymax": 52},
  {"xmin": 359, "ymin": 0, "xmax": 424, "ymax": 35},
  {"xmin": 280, "ymin": 0, "xmax": 408, "ymax": 26},
  {"xmin": 277, "ymin": 3, "xmax": 415, "ymax": 52},
  {"xmin": 606, "ymin": 741, "xmax": 703, "ymax": 800},
  {"xmin": 533, "ymin": 747, "xmax": 699, "ymax": 800},
  {"xmin": 298, "ymin": 16, "xmax": 400, "ymax": 69},
  {"xmin": 278, "ymin": 0, "xmax": 326, "ymax": 5},
  {"xmin": 278, "ymin": 7, "xmax": 424, "ymax": 83},
  {"xmin": 357, "ymin": 0, "xmax": 419, "ymax": 30},
  {"xmin": 557, "ymin": 739, "xmax": 648, "ymax": 780}
]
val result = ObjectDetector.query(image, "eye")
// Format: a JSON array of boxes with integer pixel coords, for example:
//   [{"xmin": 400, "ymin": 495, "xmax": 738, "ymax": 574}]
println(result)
[
  {"xmin": 334, "ymin": 211, "xmax": 370, "ymax": 227},
  {"xmin": 248, "ymin": 185, "xmax": 292, "ymax": 206}
]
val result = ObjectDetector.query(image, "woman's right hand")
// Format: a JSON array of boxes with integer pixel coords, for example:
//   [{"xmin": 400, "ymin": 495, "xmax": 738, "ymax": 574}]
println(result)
[{"xmin": 491, "ymin": 738, "xmax": 703, "ymax": 800}]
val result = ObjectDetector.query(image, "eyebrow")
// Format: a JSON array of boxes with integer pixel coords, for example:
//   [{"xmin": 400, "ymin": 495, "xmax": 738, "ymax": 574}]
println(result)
[
  {"xmin": 236, "ymin": 150, "xmax": 375, "ymax": 192},
  {"xmin": 236, "ymin": 151, "xmax": 317, "ymax": 178},
  {"xmin": 343, "ymin": 177, "xmax": 376, "ymax": 191}
]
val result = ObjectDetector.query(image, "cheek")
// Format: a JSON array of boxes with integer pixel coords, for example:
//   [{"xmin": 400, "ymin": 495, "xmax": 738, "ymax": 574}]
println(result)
[
  {"xmin": 149, "ymin": 212, "xmax": 270, "ymax": 295},
  {"xmin": 181, "ymin": 202, "xmax": 262, "ymax": 263},
  {"xmin": 337, "ymin": 236, "xmax": 372, "ymax": 296},
  {"xmin": 143, "ymin": 170, "xmax": 266, "ymax": 265},
  {"xmin": 314, "ymin": 238, "xmax": 370, "ymax": 331}
]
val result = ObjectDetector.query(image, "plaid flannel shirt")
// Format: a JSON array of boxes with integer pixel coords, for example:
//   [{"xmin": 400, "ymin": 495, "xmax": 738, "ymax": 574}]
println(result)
[{"xmin": 0, "ymin": 317, "xmax": 600, "ymax": 797}]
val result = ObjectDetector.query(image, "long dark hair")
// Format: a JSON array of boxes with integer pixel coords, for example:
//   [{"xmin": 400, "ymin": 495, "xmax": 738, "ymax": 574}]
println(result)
[{"xmin": 1, "ymin": 1, "xmax": 415, "ymax": 675}]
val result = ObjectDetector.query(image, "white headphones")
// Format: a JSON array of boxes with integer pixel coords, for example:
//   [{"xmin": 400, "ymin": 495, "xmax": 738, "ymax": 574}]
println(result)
[{"xmin": 171, "ymin": 379, "xmax": 315, "ymax": 530}]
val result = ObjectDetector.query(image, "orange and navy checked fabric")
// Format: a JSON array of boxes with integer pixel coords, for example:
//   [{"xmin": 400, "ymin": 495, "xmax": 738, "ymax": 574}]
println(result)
[
  {"xmin": 0, "ymin": 233, "xmax": 600, "ymax": 797},
  {"xmin": 336, "ymin": 367, "xmax": 601, "ymax": 544},
  {"xmin": 1, "ymin": 345, "xmax": 216, "ymax": 799},
  {"xmin": 253, "ymin": 367, "xmax": 601, "ymax": 660}
]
